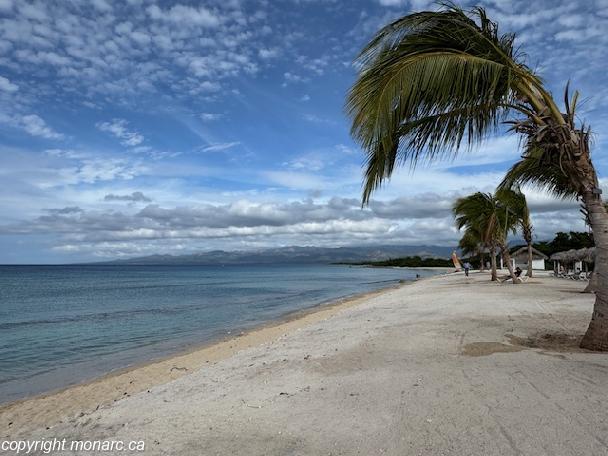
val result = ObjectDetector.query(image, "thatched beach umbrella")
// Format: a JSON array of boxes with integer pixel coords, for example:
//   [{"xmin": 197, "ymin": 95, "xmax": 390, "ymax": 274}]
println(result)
[
  {"xmin": 578, "ymin": 247, "xmax": 596, "ymax": 276},
  {"xmin": 550, "ymin": 251, "xmax": 565, "ymax": 274},
  {"xmin": 572, "ymin": 248, "xmax": 587, "ymax": 274},
  {"xmin": 550, "ymin": 248, "xmax": 595, "ymax": 276},
  {"xmin": 582, "ymin": 247, "xmax": 598, "ymax": 291},
  {"xmin": 572, "ymin": 248, "xmax": 588, "ymax": 261},
  {"xmin": 563, "ymin": 249, "xmax": 579, "ymax": 266},
  {"xmin": 582, "ymin": 247, "xmax": 596, "ymax": 263}
]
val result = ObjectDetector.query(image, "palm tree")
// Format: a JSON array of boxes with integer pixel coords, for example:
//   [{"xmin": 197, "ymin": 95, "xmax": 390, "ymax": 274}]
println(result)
[
  {"xmin": 497, "ymin": 187, "xmax": 534, "ymax": 277},
  {"xmin": 458, "ymin": 227, "xmax": 485, "ymax": 271},
  {"xmin": 346, "ymin": 3, "xmax": 608, "ymax": 350},
  {"xmin": 453, "ymin": 192, "xmax": 519, "ymax": 283}
]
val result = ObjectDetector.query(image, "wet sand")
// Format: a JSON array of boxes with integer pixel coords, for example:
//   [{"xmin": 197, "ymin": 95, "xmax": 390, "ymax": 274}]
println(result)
[{"xmin": 0, "ymin": 283, "xmax": 403, "ymax": 438}]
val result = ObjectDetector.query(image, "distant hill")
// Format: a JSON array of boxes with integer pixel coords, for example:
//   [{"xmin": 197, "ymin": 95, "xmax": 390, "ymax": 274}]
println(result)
[{"xmin": 94, "ymin": 245, "xmax": 455, "ymax": 265}]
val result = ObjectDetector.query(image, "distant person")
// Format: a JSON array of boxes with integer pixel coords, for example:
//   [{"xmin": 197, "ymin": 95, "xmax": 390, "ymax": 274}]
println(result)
[
  {"xmin": 463, "ymin": 261, "xmax": 472, "ymax": 277},
  {"xmin": 499, "ymin": 266, "xmax": 523, "ymax": 283}
]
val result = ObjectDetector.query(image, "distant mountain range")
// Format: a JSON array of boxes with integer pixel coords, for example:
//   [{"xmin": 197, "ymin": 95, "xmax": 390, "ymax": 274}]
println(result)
[{"xmin": 95, "ymin": 245, "xmax": 455, "ymax": 265}]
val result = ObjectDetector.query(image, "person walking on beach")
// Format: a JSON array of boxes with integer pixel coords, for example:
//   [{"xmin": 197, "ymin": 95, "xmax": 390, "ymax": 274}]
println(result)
[{"xmin": 463, "ymin": 261, "xmax": 472, "ymax": 277}]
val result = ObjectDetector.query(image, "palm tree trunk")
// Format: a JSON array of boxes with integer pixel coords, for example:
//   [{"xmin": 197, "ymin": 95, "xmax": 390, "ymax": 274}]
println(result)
[
  {"xmin": 490, "ymin": 243, "xmax": 497, "ymax": 281},
  {"xmin": 580, "ymin": 190, "xmax": 608, "ymax": 350},
  {"xmin": 479, "ymin": 249, "xmax": 485, "ymax": 272},
  {"xmin": 499, "ymin": 244, "xmax": 519, "ymax": 283},
  {"xmin": 526, "ymin": 241, "xmax": 533, "ymax": 277},
  {"xmin": 584, "ymin": 270, "xmax": 597, "ymax": 293}
]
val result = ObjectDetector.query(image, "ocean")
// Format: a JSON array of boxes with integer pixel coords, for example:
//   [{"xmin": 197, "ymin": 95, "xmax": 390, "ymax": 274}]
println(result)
[{"xmin": 0, "ymin": 264, "xmax": 442, "ymax": 404}]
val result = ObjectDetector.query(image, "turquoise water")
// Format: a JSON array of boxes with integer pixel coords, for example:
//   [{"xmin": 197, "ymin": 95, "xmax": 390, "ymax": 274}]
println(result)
[{"xmin": 0, "ymin": 264, "xmax": 441, "ymax": 403}]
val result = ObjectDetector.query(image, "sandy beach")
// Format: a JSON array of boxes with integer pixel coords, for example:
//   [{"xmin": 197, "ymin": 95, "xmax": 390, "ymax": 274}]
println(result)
[{"xmin": 2, "ymin": 271, "xmax": 607, "ymax": 455}]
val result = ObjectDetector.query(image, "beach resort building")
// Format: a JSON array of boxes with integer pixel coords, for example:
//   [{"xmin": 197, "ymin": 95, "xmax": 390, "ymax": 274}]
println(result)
[{"xmin": 500, "ymin": 247, "xmax": 548, "ymax": 271}]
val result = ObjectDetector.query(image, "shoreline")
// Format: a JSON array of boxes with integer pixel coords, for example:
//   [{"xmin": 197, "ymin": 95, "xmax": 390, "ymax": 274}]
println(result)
[
  {"xmin": 0, "ymin": 276, "xmax": 437, "ymax": 435},
  {"xmin": 3, "ymin": 272, "xmax": 606, "ymax": 455},
  {"xmin": 0, "ymin": 264, "xmax": 442, "ymax": 406}
]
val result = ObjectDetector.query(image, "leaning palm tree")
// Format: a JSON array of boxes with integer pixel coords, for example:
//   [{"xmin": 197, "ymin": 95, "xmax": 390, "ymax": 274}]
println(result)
[
  {"xmin": 458, "ymin": 226, "xmax": 485, "ymax": 271},
  {"xmin": 497, "ymin": 187, "xmax": 534, "ymax": 277},
  {"xmin": 461, "ymin": 225, "xmax": 496, "ymax": 278},
  {"xmin": 347, "ymin": 3, "xmax": 608, "ymax": 350},
  {"xmin": 453, "ymin": 192, "xmax": 519, "ymax": 283}
]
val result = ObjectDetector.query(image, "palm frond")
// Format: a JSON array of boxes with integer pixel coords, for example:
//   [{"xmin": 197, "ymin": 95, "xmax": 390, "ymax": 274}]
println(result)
[
  {"xmin": 495, "ymin": 186, "xmax": 532, "ymax": 240},
  {"xmin": 498, "ymin": 145, "xmax": 579, "ymax": 199},
  {"xmin": 453, "ymin": 190, "xmax": 521, "ymax": 247},
  {"xmin": 496, "ymin": 186, "xmax": 527, "ymax": 223},
  {"xmin": 453, "ymin": 192, "xmax": 497, "ymax": 243},
  {"xmin": 499, "ymin": 81, "xmax": 593, "ymax": 199},
  {"xmin": 347, "ymin": 4, "xmax": 537, "ymax": 204},
  {"xmin": 362, "ymin": 104, "xmax": 502, "ymax": 202},
  {"xmin": 458, "ymin": 227, "xmax": 482, "ymax": 257}
]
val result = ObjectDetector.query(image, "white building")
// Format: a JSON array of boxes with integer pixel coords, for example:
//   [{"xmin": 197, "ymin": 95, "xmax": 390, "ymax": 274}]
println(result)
[{"xmin": 504, "ymin": 246, "xmax": 548, "ymax": 271}]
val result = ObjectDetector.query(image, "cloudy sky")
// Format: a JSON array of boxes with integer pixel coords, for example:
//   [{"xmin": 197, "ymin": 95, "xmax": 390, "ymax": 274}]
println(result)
[{"xmin": 0, "ymin": 0, "xmax": 607, "ymax": 263}]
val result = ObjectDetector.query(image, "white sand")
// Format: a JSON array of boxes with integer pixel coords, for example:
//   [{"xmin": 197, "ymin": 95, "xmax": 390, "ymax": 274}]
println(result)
[{"xmin": 2, "ymin": 272, "xmax": 607, "ymax": 455}]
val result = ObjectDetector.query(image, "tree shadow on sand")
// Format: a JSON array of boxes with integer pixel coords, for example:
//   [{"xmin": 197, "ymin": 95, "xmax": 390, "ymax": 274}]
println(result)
[{"xmin": 506, "ymin": 332, "xmax": 588, "ymax": 353}]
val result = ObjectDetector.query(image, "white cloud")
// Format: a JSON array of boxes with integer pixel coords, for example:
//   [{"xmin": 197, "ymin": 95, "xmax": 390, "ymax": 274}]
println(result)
[
  {"xmin": 335, "ymin": 144, "xmax": 355, "ymax": 155},
  {"xmin": 96, "ymin": 119, "xmax": 144, "ymax": 147},
  {"xmin": 1, "ymin": 192, "xmax": 586, "ymax": 258},
  {"xmin": 258, "ymin": 47, "xmax": 279, "ymax": 59},
  {"xmin": 302, "ymin": 113, "xmax": 335, "ymax": 124},
  {"xmin": 0, "ymin": 75, "xmax": 18, "ymax": 92},
  {"xmin": 104, "ymin": 191, "xmax": 151, "ymax": 203},
  {"xmin": 200, "ymin": 113, "xmax": 223, "ymax": 121},
  {"xmin": 146, "ymin": 4, "xmax": 220, "ymax": 27},
  {"xmin": 199, "ymin": 81, "xmax": 221, "ymax": 92},
  {"xmin": 0, "ymin": 0, "xmax": 272, "ymax": 106},
  {"xmin": 377, "ymin": 0, "xmax": 433, "ymax": 7},
  {"xmin": 19, "ymin": 114, "xmax": 63, "ymax": 139},
  {"xmin": 0, "ymin": 0, "xmax": 13, "ymax": 12},
  {"xmin": 434, "ymin": 135, "xmax": 521, "ymax": 169},
  {"xmin": 377, "ymin": 0, "xmax": 404, "ymax": 5},
  {"xmin": 18, "ymin": 1, "xmax": 47, "ymax": 21},
  {"xmin": 55, "ymin": 158, "xmax": 141, "ymax": 186},
  {"xmin": 201, "ymin": 141, "xmax": 240, "ymax": 152},
  {"xmin": 557, "ymin": 14, "xmax": 586, "ymax": 27},
  {"xmin": 285, "ymin": 154, "xmax": 326, "ymax": 172},
  {"xmin": 295, "ymin": 55, "xmax": 329, "ymax": 75},
  {"xmin": 283, "ymin": 72, "xmax": 308, "ymax": 84},
  {"xmin": 91, "ymin": 0, "xmax": 112, "ymax": 13},
  {"xmin": 409, "ymin": 0, "xmax": 435, "ymax": 9}
]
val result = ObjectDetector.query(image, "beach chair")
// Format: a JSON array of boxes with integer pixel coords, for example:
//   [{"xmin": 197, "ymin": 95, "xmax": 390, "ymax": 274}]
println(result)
[{"xmin": 500, "ymin": 275, "xmax": 527, "ymax": 283}]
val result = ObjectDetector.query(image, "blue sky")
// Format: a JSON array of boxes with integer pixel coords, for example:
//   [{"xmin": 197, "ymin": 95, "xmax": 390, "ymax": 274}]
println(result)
[{"xmin": 0, "ymin": 0, "xmax": 607, "ymax": 263}]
